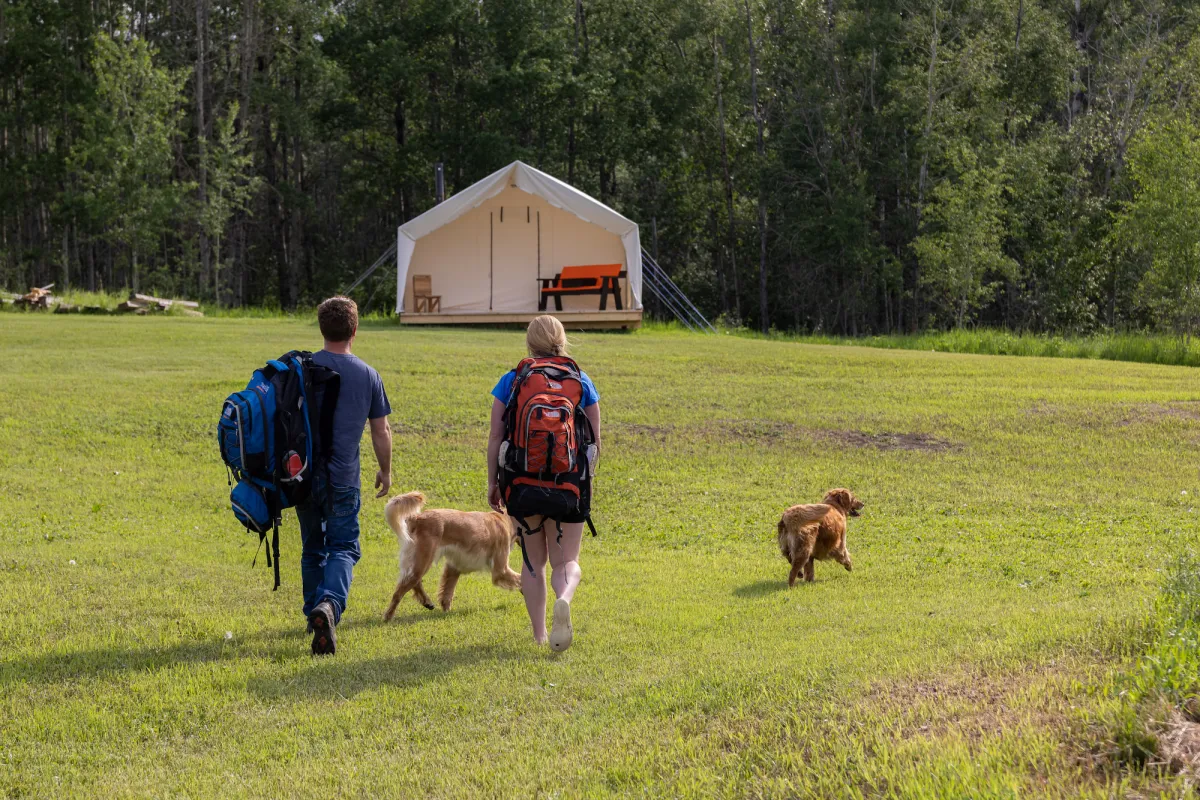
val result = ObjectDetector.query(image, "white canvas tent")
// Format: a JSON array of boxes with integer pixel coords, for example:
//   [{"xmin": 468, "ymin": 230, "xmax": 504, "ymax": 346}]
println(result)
[{"xmin": 395, "ymin": 161, "xmax": 642, "ymax": 320}]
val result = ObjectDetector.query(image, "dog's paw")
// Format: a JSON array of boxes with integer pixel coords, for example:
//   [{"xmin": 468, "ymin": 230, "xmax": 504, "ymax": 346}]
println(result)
[{"xmin": 423, "ymin": 601, "xmax": 435, "ymax": 610}]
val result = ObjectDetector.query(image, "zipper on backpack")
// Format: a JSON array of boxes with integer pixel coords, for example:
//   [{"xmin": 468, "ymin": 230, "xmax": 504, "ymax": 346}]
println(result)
[{"xmin": 231, "ymin": 499, "xmax": 265, "ymax": 533}]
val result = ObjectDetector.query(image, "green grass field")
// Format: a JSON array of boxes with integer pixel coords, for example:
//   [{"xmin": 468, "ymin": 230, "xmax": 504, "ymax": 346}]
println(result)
[{"xmin": 3, "ymin": 315, "xmax": 1199, "ymax": 797}]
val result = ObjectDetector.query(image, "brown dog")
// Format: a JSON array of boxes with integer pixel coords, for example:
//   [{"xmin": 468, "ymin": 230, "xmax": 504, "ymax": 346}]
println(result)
[
  {"xmin": 776, "ymin": 488, "xmax": 863, "ymax": 586},
  {"xmin": 383, "ymin": 491, "xmax": 521, "ymax": 620}
]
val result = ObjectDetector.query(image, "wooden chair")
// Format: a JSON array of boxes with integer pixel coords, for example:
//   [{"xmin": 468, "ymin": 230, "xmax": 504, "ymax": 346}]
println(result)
[
  {"xmin": 538, "ymin": 264, "xmax": 625, "ymax": 311},
  {"xmin": 412, "ymin": 274, "xmax": 441, "ymax": 313}
]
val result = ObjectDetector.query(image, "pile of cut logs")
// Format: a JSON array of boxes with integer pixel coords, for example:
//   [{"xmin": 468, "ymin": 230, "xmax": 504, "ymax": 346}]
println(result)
[
  {"xmin": 116, "ymin": 293, "xmax": 203, "ymax": 316},
  {"xmin": 2, "ymin": 284, "xmax": 57, "ymax": 309},
  {"xmin": 1, "ymin": 287, "xmax": 203, "ymax": 316}
]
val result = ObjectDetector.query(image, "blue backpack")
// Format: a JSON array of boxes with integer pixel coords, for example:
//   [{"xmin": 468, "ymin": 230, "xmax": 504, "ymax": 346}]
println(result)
[{"xmin": 218, "ymin": 351, "xmax": 340, "ymax": 589}]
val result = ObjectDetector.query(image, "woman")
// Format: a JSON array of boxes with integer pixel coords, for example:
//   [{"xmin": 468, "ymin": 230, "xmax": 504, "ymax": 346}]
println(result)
[{"xmin": 487, "ymin": 316, "xmax": 601, "ymax": 651}]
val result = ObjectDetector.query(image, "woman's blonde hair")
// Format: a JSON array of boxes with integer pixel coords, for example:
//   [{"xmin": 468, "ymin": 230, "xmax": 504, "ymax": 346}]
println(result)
[{"xmin": 526, "ymin": 315, "xmax": 571, "ymax": 357}]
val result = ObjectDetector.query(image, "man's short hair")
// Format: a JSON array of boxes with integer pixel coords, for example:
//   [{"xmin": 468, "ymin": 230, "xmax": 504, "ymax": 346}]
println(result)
[{"xmin": 318, "ymin": 296, "xmax": 358, "ymax": 342}]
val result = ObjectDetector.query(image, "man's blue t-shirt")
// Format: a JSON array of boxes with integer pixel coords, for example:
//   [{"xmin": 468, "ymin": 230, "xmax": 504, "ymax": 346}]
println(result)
[
  {"xmin": 491, "ymin": 369, "xmax": 599, "ymax": 407},
  {"xmin": 313, "ymin": 350, "xmax": 391, "ymax": 489}
]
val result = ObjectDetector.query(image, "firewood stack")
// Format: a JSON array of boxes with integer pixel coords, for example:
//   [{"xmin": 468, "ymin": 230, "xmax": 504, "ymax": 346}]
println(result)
[
  {"xmin": 117, "ymin": 293, "xmax": 203, "ymax": 316},
  {"xmin": 3, "ymin": 287, "xmax": 203, "ymax": 316},
  {"xmin": 15, "ymin": 284, "xmax": 55, "ymax": 310}
]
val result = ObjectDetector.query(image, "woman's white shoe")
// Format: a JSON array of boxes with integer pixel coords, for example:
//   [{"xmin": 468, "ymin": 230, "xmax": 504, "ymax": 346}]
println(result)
[{"xmin": 549, "ymin": 598, "xmax": 573, "ymax": 651}]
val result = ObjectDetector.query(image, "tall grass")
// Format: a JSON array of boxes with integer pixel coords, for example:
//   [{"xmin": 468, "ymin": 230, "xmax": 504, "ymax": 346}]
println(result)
[
  {"xmin": 639, "ymin": 319, "xmax": 1200, "ymax": 368},
  {"xmin": 800, "ymin": 329, "xmax": 1200, "ymax": 367},
  {"xmin": 1104, "ymin": 550, "xmax": 1200, "ymax": 769}
]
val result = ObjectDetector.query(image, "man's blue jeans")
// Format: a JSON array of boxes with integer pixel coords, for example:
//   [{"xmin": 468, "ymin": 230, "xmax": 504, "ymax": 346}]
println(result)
[{"xmin": 296, "ymin": 477, "xmax": 361, "ymax": 624}]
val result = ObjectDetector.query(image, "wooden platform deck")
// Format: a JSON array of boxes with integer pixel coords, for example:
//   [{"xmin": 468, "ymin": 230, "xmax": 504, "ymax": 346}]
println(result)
[{"xmin": 398, "ymin": 309, "xmax": 642, "ymax": 330}]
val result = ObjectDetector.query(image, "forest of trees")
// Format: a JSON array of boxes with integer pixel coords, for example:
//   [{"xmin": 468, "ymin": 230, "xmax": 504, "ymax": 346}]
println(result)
[{"xmin": 3, "ymin": 0, "xmax": 1200, "ymax": 333}]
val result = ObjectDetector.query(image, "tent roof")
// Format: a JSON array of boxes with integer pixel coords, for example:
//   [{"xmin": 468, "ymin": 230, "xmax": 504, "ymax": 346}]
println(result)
[{"xmin": 398, "ymin": 161, "xmax": 638, "ymax": 243}]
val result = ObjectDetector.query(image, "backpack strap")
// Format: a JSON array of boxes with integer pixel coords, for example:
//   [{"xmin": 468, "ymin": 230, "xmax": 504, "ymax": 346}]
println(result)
[
  {"xmin": 554, "ymin": 517, "xmax": 597, "ymax": 545},
  {"xmin": 250, "ymin": 482, "xmax": 282, "ymax": 591},
  {"xmin": 511, "ymin": 514, "xmax": 538, "ymax": 577},
  {"xmin": 271, "ymin": 518, "xmax": 281, "ymax": 591}
]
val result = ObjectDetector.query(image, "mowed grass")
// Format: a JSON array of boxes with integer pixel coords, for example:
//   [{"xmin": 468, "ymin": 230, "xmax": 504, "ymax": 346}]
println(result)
[{"xmin": 2, "ymin": 316, "xmax": 1199, "ymax": 797}]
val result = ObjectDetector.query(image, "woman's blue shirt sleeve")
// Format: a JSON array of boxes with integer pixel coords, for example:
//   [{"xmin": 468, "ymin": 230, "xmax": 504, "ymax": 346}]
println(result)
[{"xmin": 491, "ymin": 371, "xmax": 516, "ymax": 402}]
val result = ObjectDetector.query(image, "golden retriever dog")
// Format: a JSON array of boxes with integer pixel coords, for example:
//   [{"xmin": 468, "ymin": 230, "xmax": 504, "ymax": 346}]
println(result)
[
  {"xmin": 776, "ymin": 488, "xmax": 864, "ymax": 586},
  {"xmin": 383, "ymin": 491, "xmax": 521, "ymax": 620}
]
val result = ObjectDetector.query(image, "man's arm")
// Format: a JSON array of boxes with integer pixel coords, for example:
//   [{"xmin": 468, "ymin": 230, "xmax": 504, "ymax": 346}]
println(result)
[{"xmin": 370, "ymin": 416, "xmax": 392, "ymax": 498}]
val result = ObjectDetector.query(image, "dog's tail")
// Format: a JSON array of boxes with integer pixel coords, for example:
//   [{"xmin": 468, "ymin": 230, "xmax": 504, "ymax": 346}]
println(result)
[
  {"xmin": 776, "ymin": 517, "xmax": 790, "ymax": 560},
  {"xmin": 384, "ymin": 491, "xmax": 427, "ymax": 621},
  {"xmin": 385, "ymin": 491, "xmax": 426, "ymax": 541}
]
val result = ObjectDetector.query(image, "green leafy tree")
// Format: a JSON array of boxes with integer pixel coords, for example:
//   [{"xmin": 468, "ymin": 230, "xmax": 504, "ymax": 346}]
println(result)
[
  {"xmin": 201, "ymin": 101, "xmax": 261, "ymax": 304},
  {"xmin": 70, "ymin": 30, "xmax": 189, "ymax": 292},
  {"xmin": 914, "ymin": 160, "xmax": 1018, "ymax": 328},
  {"xmin": 1112, "ymin": 115, "xmax": 1200, "ymax": 341}
]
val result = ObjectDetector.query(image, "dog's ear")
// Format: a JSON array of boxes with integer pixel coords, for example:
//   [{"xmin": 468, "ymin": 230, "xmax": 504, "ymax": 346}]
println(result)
[{"xmin": 825, "ymin": 488, "xmax": 854, "ymax": 510}]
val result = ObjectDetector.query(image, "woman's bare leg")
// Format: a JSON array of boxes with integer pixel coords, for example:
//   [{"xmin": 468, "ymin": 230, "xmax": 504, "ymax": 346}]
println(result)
[
  {"xmin": 516, "ymin": 518, "xmax": 550, "ymax": 644},
  {"xmin": 548, "ymin": 522, "xmax": 584, "ymax": 602}
]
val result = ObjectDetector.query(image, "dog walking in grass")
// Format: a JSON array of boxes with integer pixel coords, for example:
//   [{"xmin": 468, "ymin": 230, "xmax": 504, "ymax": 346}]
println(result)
[
  {"xmin": 777, "ymin": 488, "xmax": 863, "ymax": 586},
  {"xmin": 383, "ymin": 491, "xmax": 521, "ymax": 619}
]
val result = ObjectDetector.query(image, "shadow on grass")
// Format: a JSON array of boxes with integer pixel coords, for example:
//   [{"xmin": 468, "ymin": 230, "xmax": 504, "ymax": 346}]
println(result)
[
  {"xmin": 0, "ymin": 627, "xmax": 304, "ymax": 686},
  {"xmin": 732, "ymin": 579, "xmax": 789, "ymax": 598},
  {"xmin": 248, "ymin": 642, "xmax": 520, "ymax": 700},
  {"xmin": 0, "ymin": 619, "xmax": 514, "ymax": 691}
]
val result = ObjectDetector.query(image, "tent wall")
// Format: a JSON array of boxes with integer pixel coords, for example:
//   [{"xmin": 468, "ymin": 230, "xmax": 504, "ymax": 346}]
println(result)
[
  {"xmin": 400, "ymin": 203, "xmax": 487, "ymax": 312},
  {"xmin": 400, "ymin": 187, "xmax": 629, "ymax": 313}
]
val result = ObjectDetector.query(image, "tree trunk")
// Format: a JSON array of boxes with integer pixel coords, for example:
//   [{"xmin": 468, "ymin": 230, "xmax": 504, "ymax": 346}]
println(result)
[
  {"xmin": 394, "ymin": 89, "xmax": 411, "ymax": 221},
  {"xmin": 745, "ymin": 0, "xmax": 768, "ymax": 332},
  {"xmin": 707, "ymin": 165, "xmax": 727, "ymax": 313},
  {"xmin": 568, "ymin": 0, "xmax": 587, "ymax": 184},
  {"xmin": 262, "ymin": 114, "xmax": 293, "ymax": 309},
  {"xmin": 915, "ymin": 0, "xmax": 940, "ymax": 330},
  {"xmin": 196, "ymin": 0, "xmax": 211, "ymax": 298},
  {"xmin": 713, "ymin": 38, "xmax": 740, "ymax": 320},
  {"xmin": 213, "ymin": 234, "xmax": 221, "ymax": 305},
  {"xmin": 87, "ymin": 238, "xmax": 96, "ymax": 292},
  {"xmin": 61, "ymin": 227, "xmax": 69, "ymax": 293}
]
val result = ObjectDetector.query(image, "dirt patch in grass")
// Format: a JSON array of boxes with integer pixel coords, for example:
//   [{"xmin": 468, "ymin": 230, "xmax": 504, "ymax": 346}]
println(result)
[
  {"xmin": 1158, "ymin": 710, "xmax": 1200, "ymax": 778},
  {"xmin": 865, "ymin": 665, "xmax": 1068, "ymax": 743},
  {"xmin": 610, "ymin": 420, "xmax": 958, "ymax": 452},
  {"xmin": 1024, "ymin": 400, "xmax": 1200, "ymax": 428},
  {"xmin": 608, "ymin": 422, "xmax": 676, "ymax": 442},
  {"xmin": 1119, "ymin": 402, "xmax": 1200, "ymax": 425},
  {"xmin": 826, "ymin": 430, "xmax": 956, "ymax": 452}
]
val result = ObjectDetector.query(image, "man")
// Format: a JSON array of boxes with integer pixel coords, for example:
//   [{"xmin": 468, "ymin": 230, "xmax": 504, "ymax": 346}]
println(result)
[{"xmin": 299, "ymin": 296, "xmax": 392, "ymax": 655}]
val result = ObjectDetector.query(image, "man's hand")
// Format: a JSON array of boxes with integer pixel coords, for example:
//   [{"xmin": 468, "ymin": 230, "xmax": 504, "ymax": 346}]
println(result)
[
  {"xmin": 488, "ymin": 483, "xmax": 504, "ymax": 513},
  {"xmin": 375, "ymin": 470, "xmax": 392, "ymax": 499},
  {"xmin": 369, "ymin": 416, "xmax": 392, "ymax": 499}
]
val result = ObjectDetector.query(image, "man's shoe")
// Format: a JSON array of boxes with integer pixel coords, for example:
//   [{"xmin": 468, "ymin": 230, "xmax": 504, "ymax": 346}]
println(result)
[
  {"xmin": 309, "ymin": 600, "xmax": 337, "ymax": 656},
  {"xmin": 549, "ymin": 598, "xmax": 573, "ymax": 652}
]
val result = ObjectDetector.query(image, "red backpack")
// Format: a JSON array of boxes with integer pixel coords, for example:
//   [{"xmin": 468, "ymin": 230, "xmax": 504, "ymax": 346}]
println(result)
[{"xmin": 498, "ymin": 356, "xmax": 597, "ymax": 574}]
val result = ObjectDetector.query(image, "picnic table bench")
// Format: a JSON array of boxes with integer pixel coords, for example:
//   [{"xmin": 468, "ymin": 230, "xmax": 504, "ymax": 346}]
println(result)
[{"xmin": 539, "ymin": 264, "xmax": 625, "ymax": 311}]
